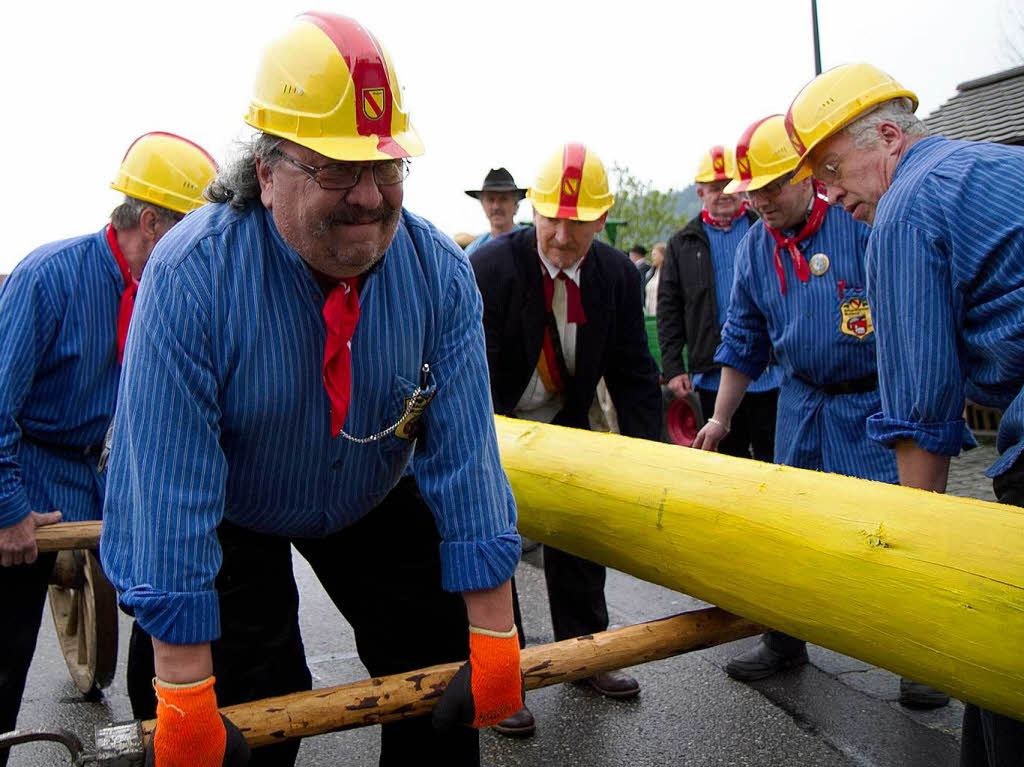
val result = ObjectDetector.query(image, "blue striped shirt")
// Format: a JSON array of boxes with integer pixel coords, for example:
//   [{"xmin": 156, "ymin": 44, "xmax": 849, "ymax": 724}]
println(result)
[
  {"xmin": 693, "ymin": 218, "xmax": 781, "ymax": 393},
  {"xmin": 865, "ymin": 136, "xmax": 1024, "ymax": 477},
  {"xmin": 101, "ymin": 203, "xmax": 520, "ymax": 644},
  {"xmin": 716, "ymin": 205, "xmax": 897, "ymax": 482},
  {"xmin": 0, "ymin": 229, "xmax": 119, "ymax": 528}
]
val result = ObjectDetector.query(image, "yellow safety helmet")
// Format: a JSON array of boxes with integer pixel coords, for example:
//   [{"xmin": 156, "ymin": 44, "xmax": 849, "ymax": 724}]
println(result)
[
  {"xmin": 110, "ymin": 132, "xmax": 219, "ymax": 215},
  {"xmin": 725, "ymin": 115, "xmax": 800, "ymax": 194},
  {"xmin": 694, "ymin": 145, "xmax": 736, "ymax": 184},
  {"xmin": 245, "ymin": 12, "xmax": 424, "ymax": 162},
  {"xmin": 786, "ymin": 62, "xmax": 918, "ymax": 180},
  {"xmin": 527, "ymin": 143, "xmax": 614, "ymax": 222}
]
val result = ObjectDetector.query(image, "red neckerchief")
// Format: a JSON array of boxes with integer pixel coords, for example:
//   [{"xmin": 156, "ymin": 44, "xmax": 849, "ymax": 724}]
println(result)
[
  {"xmin": 106, "ymin": 225, "xmax": 137, "ymax": 365},
  {"xmin": 765, "ymin": 181, "xmax": 829, "ymax": 295},
  {"xmin": 322, "ymin": 277, "xmax": 361, "ymax": 437},
  {"xmin": 700, "ymin": 200, "xmax": 749, "ymax": 230}
]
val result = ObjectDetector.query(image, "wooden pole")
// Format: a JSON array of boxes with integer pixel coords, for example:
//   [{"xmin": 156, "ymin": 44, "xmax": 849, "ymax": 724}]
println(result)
[
  {"xmin": 495, "ymin": 416, "xmax": 1024, "ymax": 720},
  {"xmin": 134, "ymin": 608, "xmax": 763, "ymax": 748},
  {"xmin": 36, "ymin": 521, "xmax": 100, "ymax": 552}
]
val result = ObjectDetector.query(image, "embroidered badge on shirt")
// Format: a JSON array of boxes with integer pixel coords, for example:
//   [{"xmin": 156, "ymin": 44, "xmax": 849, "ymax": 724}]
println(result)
[
  {"xmin": 840, "ymin": 297, "xmax": 874, "ymax": 339},
  {"xmin": 809, "ymin": 253, "xmax": 830, "ymax": 276},
  {"xmin": 395, "ymin": 390, "xmax": 435, "ymax": 440}
]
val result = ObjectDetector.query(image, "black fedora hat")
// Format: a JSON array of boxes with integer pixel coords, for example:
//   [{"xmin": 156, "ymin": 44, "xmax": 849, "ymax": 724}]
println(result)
[{"xmin": 465, "ymin": 168, "xmax": 527, "ymax": 200}]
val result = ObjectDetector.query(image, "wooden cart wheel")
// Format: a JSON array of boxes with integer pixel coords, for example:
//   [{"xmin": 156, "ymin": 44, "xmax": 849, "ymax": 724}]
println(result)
[{"xmin": 48, "ymin": 549, "xmax": 119, "ymax": 695}]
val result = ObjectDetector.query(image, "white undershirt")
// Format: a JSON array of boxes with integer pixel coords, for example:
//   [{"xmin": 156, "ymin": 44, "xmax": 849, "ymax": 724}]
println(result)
[{"xmin": 513, "ymin": 247, "xmax": 582, "ymax": 423}]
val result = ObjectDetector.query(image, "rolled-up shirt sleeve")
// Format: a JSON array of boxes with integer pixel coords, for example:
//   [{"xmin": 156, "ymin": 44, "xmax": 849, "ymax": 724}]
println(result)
[
  {"xmin": 0, "ymin": 271, "xmax": 54, "ymax": 528},
  {"xmin": 715, "ymin": 239, "xmax": 771, "ymax": 381},
  {"xmin": 414, "ymin": 257, "xmax": 520, "ymax": 593},
  {"xmin": 865, "ymin": 221, "xmax": 966, "ymax": 456},
  {"xmin": 101, "ymin": 255, "xmax": 227, "ymax": 644}
]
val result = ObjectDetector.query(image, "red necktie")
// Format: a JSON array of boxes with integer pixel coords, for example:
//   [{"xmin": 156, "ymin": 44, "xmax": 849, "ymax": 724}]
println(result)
[
  {"xmin": 765, "ymin": 181, "xmax": 830, "ymax": 295},
  {"xmin": 542, "ymin": 270, "xmax": 587, "ymax": 325},
  {"xmin": 106, "ymin": 225, "xmax": 137, "ymax": 364},
  {"xmin": 322, "ymin": 277, "xmax": 361, "ymax": 437}
]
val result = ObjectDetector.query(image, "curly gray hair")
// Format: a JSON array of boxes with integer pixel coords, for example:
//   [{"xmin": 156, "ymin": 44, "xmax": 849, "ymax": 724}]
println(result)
[{"xmin": 204, "ymin": 133, "xmax": 285, "ymax": 211}]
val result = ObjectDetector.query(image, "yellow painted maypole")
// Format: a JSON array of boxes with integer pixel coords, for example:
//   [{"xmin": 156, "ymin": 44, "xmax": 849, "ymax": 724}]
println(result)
[{"xmin": 496, "ymin": 416, "xmax": 1024, "ymax": 720}]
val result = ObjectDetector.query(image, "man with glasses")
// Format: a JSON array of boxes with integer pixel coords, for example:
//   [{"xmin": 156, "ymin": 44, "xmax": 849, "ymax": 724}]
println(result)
[
  {"xmin": 102, "ymin": 13, "xmax": 522, "ymax": 767},
  {"xmin": 0, "ymin": 132, "xmax": 217, "ymax": 767},
  {"xmin": 788, "ymin": 62, "xmax": 1024, "ymax": 766},
  {"xmin": 690, "ymin": 117, "xmax": 949, "ymax": 705},
  {"xmin": 658, "ymin": 145, "xmax": 780, "ymax": 461}
]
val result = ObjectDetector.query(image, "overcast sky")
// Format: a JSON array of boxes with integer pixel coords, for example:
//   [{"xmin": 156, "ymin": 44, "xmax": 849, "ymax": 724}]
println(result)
[{"xmin": 0, "ymin": 0, "xmax": 1015, "ymax": 272}]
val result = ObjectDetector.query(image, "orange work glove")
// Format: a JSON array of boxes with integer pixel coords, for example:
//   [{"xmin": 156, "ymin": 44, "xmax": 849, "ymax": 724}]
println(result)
[
  {"xmin": 432, "ymin": 625, "xmax": 524, "ymax": 729},
  {"xmin": 147, "ymin": 676, "xmax": 250, "ymax": 767}
]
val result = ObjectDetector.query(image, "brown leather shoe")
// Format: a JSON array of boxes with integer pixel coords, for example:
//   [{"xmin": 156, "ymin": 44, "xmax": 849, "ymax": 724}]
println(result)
[
  {"xmin": 584, "ymin": 670, "xmax": 640, "ymax": 699},
  {"xmin": 492, "ymin": 706, "xmax": 536, "ymax": 737}
]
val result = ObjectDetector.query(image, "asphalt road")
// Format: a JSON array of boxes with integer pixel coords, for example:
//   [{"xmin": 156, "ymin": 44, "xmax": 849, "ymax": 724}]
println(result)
[{"xmin": 6, "ymin": 445, "xmax": 1001, "ymax": 766}]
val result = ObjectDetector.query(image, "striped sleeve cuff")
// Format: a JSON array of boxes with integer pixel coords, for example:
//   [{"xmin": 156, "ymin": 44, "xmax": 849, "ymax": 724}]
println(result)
[
  {"xmin": 440, "ymin": 528, "xmax": 521, "ymax": 593},
  {"xmin": 0, "ymin": 487, "xmax": 32, "ymax": 530},
  {"xmin": 865, "ymin": 412, "xmax": 964, "ymax": 456},
  {"xmin": 714, "ymin": 342, "xmax": 766, "ymax": 381},
  {"xmin": 119, "ymin": 585, "xmax": 222, "ymax": 645}
]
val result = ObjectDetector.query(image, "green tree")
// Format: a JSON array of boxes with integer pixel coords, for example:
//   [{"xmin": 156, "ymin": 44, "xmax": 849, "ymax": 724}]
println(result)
[{"xmin": 600, "ymin": 164, "xmax": 697, "ymax": 251}]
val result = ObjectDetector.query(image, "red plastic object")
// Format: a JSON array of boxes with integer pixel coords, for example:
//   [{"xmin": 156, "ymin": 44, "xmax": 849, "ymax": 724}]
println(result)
[{"xmin": 666, "ymin": 397, "xmax": 700, "ymax": 447}]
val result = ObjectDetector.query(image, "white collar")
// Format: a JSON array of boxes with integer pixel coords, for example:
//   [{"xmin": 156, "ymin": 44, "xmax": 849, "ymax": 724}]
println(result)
[{"xmin": 536, "ymin": 245, "xmax": 584, "ymax": 285}]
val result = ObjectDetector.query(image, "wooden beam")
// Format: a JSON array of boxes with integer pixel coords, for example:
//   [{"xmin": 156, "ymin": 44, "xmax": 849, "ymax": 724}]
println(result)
[{"xmin": 495, "ymin": 416, "xmax": 1024, "ymax": 720}]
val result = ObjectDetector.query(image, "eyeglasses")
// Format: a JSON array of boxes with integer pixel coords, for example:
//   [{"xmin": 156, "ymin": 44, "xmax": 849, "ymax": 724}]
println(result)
[
  {"xmin": 814, "ymin": 157, "xmax": 843, "ymax": 185},
  {"xmin": 274, "ymin": 151, "xmax": 409, "ymax": 191},
  {"xmin": 747, "ymin": 172, "xmax": 795, "ymax": 200}
]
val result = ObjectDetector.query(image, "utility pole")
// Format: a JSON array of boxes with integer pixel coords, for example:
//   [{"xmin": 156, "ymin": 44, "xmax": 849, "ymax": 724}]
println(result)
[{"xmin": 811, "ymin": 0, "xmax": 822, "ymax": 74}]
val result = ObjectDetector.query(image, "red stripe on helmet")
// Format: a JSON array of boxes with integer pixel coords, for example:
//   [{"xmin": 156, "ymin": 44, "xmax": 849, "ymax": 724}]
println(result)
[
  {"xmin": 122, "ymin": 132, "xmax": 220, "ymax": 171},
  {"xmin": 735, "ymin": 115, "xmax": 777, "ymax": 183},
  {"xmin": 710, "ymin": 145, "xmax": 727, "ymax": 180},
  {"xmin": 299, "ymin": 13, "xmax": 405, "ymax": 158},
  {"xmin": 555, "ymin": 143, "xmax": 587, "ymax": 219},
  {"xmin": 783, "ymin": 104, "xmax": 807, "ymax": 155}
]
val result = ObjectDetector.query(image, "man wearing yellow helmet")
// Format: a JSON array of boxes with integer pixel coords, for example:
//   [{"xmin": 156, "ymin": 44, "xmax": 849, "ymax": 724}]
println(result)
[
  {"xmin": 0, "ymin": 132, "xmax": 217, "ymax": 767},
  {"xmin": 789, "ymin": 61, "xmax": 1024, "ymax": 766},
  {"xmin": 658, "ymin": 146, "xmax": 781, "ymax": 461},
  {"xmin": 470, "ymin": 142, "xmax": 661, "ymax": 736},
  {"xmin": 101, "ymin": 13, "xmax": 522, "ymax": 767},
  {"xmin": 689, "ymin": 116, "xmax": 950, "ymax": 707}
]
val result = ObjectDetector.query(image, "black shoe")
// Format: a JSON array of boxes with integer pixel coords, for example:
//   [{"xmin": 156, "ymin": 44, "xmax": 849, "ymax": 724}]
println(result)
[
  {"xmin": 898, "ymin": 678, "xmax": 950, "ymax": 709},
  {"xmin": 492, "ymin": 706, "xmax": 536, "ymax": 737},
  {"xmin": 725, "ymin": 640, "xmax": 808, "ymax": 682},
  {"xmin": 581, "ymin": 670, "xmax": 640, "ymax": 699}
]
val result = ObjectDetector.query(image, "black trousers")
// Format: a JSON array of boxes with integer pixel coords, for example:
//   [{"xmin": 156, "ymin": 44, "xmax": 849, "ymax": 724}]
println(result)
[
  {"xmin": 0, "ymin": 552, "xmax": 56, "ymax": 767},
  {"xmin": 511, "ymin": 544, "xmax": 609, "ymax": 649},
  {"xmin": 958, "ymin": 461, "xmax": 1024, "ymax": 767},
  {"xmin": 127, "ymin": 477, "xmax": 478, "ymax": 767},
  {"xmin": 697, "ymin": 387, "xmax": 777, "ymax": 463}
]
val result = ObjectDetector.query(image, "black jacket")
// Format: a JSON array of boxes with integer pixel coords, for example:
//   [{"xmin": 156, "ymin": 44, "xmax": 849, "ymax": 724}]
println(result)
[
  {"xmin": 470, "ymin": 227, "xmax": 661, "ymax": 440},
  {"xmin": 656, "ymin": 211, "xmax": 759, "ymax": 379}
]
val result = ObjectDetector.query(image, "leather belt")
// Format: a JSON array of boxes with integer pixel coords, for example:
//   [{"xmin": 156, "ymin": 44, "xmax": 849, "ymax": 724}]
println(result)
[{"xmin": 797, "ymin": 373, "xmax": 878, "ymax": 396}]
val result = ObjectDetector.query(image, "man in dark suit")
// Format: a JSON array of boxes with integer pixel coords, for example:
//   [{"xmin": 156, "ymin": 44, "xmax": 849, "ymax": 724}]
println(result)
[{"xmin": 470, "ymin": 142, "xmax": 662, "ymax": 737}]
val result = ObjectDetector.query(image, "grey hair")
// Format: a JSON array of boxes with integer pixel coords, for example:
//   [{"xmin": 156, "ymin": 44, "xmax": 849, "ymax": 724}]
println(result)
[
  {"xmin": 110, "ymin": 195, "xmax": 184, "ymax": 230},
  {"xmin": 842, "ymin": 98, "xmax": 929, "ymax": 149},
  {"xmin": 204, "ymin": 133, "xmax": 285, "ymax": 211}
]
